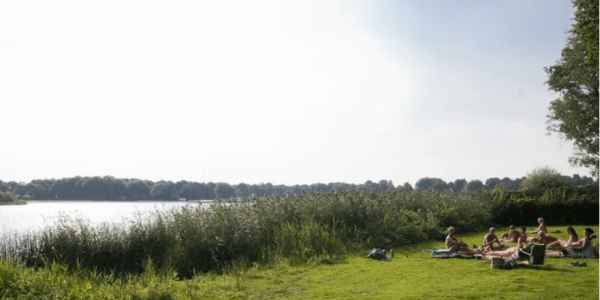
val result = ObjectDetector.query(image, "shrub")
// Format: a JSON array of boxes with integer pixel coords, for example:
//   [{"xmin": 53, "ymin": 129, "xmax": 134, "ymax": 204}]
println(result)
[{"xmin": 520, "ymin": 166, "xmax": 569, "ymax": 190}]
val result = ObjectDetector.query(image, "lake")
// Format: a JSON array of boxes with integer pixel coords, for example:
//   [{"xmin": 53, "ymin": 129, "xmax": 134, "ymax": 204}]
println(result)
[{"xmin": 0, "ymin": 201, "xmax": 209, "ymax": 236}]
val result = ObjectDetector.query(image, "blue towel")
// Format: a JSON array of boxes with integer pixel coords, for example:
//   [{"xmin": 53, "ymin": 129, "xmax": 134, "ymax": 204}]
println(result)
[{"xmin": 430, "ymin": 249, "xmax": 465, "ymax": 258}]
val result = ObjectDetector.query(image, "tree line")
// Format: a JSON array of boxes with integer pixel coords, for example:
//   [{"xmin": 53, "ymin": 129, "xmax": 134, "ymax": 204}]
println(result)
[{"xmin": 0, "ymin": 172, "xmax": 596, "ymax": 201}]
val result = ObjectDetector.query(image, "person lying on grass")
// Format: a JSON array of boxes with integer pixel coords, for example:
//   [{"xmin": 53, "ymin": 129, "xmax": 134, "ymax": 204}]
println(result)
[
  {"xmin": 499, "ymin": 225, "xmax": 519, "ymax": 243},
  {"xmin": 483, "ymin": 227, "xmax": 506, "ymax": 251},
  {"xmin": 528, "ymin": 230, "xmax": 558, "ymax": 245},
  {"xmin": 445, "ymin": 226, "xmax": 480, "ymax": 256},
  {"xmin": 546, "ymin": 228, "xmax": 597, "ymax": 258},
  {"xmin": 480, "ymin": 237, "xmax": 526, "ymax": 261}
]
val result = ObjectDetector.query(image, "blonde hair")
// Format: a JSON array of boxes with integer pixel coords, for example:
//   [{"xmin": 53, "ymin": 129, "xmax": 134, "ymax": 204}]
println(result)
[
  {"xmin": 538, "ymin": 217, "xmax": 544, "ymax": 222},
  {"xmin": 447, "ymin": 226, "xmax": 455, "ymax": 232}
]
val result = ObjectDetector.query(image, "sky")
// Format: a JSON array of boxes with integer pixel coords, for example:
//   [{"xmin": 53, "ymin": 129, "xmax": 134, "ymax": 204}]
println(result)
[{"xmin": 0, "ymin": 0, "xmax": 591, "ymax": 186}]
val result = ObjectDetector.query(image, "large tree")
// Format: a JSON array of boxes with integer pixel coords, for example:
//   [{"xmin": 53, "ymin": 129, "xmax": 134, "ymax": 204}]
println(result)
[{"xmin": 545, "ymin": 0, "xmax": 599, "ymax": 177}]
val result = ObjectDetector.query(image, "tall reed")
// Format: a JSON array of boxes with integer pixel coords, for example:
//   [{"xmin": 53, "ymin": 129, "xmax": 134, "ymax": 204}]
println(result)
[{"xmin": 5, "ymin": 188, "xmax": 594, "ymax": 278}]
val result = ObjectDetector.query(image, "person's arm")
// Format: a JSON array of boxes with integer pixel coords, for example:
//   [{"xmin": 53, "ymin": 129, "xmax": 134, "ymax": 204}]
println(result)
[
  {"xmin": 569, "ymin": 237, "xmax": 589, "ymax": 250},
  {"xmin": 493, "ymin": 235, "xmax": 502, "ymax": 245},
  {"xmin": 484, "ymin": 235, "xmax": 494, "ymax": 247}
]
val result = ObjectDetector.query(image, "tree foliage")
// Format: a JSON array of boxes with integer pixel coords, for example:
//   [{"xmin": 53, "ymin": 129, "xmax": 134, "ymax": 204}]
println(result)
[
  {"xmin": 0, "ymin": 175, "xmax": 596, "ymax": 201},
  {"xmin": 545, "ymin": 0, "xmax": 599, "ymax": 177},
  {"xmin": 521, "ymin": 166, "xmax": 570, "ymax": 190}
]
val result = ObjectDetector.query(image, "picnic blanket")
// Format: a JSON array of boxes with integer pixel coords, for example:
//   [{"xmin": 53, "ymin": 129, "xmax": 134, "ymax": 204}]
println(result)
[{"xmin": 426, "ymin": 249, "xmax": 466, "ymax": 258}]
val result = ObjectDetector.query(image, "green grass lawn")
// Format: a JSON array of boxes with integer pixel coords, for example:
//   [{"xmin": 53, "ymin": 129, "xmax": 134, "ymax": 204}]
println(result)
[
  {"xmin": 1, "ymin": 226, "xmax": 598, "ymax": 299},
  {"xmin": 181, "ymin": 225, "xmax": 599, "ymax": 300}
]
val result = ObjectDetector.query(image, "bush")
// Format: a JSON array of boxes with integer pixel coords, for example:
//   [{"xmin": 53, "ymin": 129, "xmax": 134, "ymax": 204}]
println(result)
[
  {"xmin": 490, "ymin": 186, "xmax": 599, "ymax": 226},
  {"xmin": 521, "ymin": 166, "xmax": 569, "ymax": 190},
  {"xmin": 0, "ymin": 191, "xmax": 18, "ymax": 203}
]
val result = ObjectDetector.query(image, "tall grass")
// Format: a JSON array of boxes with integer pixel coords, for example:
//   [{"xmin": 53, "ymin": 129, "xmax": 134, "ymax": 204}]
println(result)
[{"xmin": 2, "ymin": 188, "xmax": 596, "ymax": 279}]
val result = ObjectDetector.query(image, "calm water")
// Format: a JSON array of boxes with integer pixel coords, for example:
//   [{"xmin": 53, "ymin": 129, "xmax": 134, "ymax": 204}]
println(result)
[{"xmin": 0, "ymin": 201, "xmax": 208, "ymax": 235}]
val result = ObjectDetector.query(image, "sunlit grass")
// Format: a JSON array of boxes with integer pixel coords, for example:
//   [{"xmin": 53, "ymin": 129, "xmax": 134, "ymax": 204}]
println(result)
[
  {"xmin": 180, "ymin": 225, "xmax": 599, "ymax": 300},
  {"xmin": 1, "ymin": 188, "xmax": 597, "ymax": 299},
  {"xmin": 1, "ymin": 226, "xmax": 597, "ymax": 299}
]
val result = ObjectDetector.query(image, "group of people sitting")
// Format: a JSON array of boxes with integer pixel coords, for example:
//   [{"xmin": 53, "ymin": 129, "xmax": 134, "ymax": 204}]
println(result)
[{"xmin": 444, "ymin": 218, "xmax": 599, "ymax": 261}]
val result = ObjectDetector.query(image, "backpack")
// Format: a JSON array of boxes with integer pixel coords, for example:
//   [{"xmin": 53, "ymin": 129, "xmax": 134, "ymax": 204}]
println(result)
[
  {"xmin": 366, "ymin": 248, "xmax": 393, "ymax": 260},
  {"xmin": 503, "ymin": 259, "xmax": 517, "ymax": 270}
]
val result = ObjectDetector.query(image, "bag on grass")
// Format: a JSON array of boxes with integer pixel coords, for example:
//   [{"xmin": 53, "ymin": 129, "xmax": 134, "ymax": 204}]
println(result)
[
  {"xmin": 366, "ymin": 248, "xmax": 393, "ymax": 260},
  {"xmin": 503, "ymin": 259, "xmax": 517, "ymax": 270}
]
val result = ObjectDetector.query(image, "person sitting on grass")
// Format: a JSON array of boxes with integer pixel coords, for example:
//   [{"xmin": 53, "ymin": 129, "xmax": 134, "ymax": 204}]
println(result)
[
  {"xmin": 534, "ymin": 217, "xmax": 547, "ymax": 234},
  {"xmin": 532, "ymin": 230, "xmax": 558, "ymax": 245},
  {"xmin": 546, "ymin": 228, "xmax": 597, "ymax": 258},
  {"xmin": 546, "ymin": 226, "xmax": 578, "ymax": 250},
  {"xmin": 483, "ymin": 227, "xmax": 506, "ymax": 251},
  {"xmin": 446, "ymin": 226, "xmax": 470, "ymax": 251},
  {"xmin": 499, "ymin": 225, "xmax": 519, "ymax": 243},
  {"xmin": 518, "ymin": 227, "xmax": 528, "ymax": 241},
  {"xmin": 443, "ymin": 226, "xmax": 481, "ymax": 256}
]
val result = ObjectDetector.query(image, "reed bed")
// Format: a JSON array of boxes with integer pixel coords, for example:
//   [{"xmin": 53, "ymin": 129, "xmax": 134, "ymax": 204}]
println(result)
[{"xmin": 1, "ymin": 188, "xmax": 596, "ymax": 280}]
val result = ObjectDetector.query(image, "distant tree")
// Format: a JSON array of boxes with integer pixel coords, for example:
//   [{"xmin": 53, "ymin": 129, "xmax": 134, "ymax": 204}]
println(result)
[
  {"xmin": 464, "ymin": 180, "xmax": 484, "ymax": 193},
  {"xmin": 570, "ymin": 174, "xmax": 597, "ymax": 187},
  {"xmin": 311, "ymin": 183, "xmax": 329, "ymax": 193},
  {"xmin": 76, "ymin": 177, "xmax": 108, "ymax": 200},
  {"xmin": 235, "ymin": 183, "xmax": 250, "ymax": 198},
  {"xmin": 415, "ymin": 177, "xmax": 446, "ymax": 191},
  {"xmin": 521, "ymin": 167, "xmax": 569, "ymax": 190},
  {"xmin": 395, "ymin": 182, "xmax": 413, "ymax": 191},
  {"xmin": 484, "ymin": 177, "xmax": 502, "ymax": 191},
  {"xmin": 545, "ymin": 0, "xmax": 599, "ymax": 177},
  {"xmin": 150, "ymin": 181, "xmax": 178, "ymax": 200},
  {"xmin": 271, "ymin": 184, "xmax": 286, "ymax": 196},
  {"xmin": 290, "ymin": 185, "xmax": 306, "ymax": 195},
  {"xmin": 362, "ymin": 180, "xmax": 378, "ymax": 191},
  {"xmin": 264, "ymin": 183, "xmax": 274, "ymax": 196},
  {"xmin": 451, "ymin": 179, "xmax": 467, "ymax": 192},
  {"xmin": 125, "ymin": 179, "xmax": 152, "ymax": 200},
  {"xmin": 214, "ymin": 182, "xmax": 236, "ymax": 199},
  {"xmin": 17, "ymin": 183, "xmax": 43, "ymax": 200},
  {"xmin": 377, "ymin": 180, "xmax": 394, "ymax": 191}
]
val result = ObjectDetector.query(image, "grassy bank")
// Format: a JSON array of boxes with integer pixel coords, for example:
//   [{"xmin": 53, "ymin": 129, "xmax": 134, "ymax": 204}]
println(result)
[
  {"xmin": 0, "ymin": 199, "xmax": 27, "ymax": 205},
  {"xmin": 1, "ymin": 226, "xmax": 597, "ymax": 299},
  {"xmin": 1, "ymin": 189, "xmax": 598, "ymax": 298}
]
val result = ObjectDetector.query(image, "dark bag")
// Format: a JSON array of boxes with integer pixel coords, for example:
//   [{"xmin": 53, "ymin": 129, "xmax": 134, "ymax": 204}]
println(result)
[
  {"xmin": 366, "ymin": 248, "xmax": 393, "ymax": 260},
  {"xmin": 503, "ymin": 259, "xmax": 517, "ymax": 270}
]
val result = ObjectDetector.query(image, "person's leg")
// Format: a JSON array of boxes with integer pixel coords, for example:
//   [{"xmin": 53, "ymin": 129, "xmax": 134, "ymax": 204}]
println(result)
[{"xmin": 546, "ymin": 241, "xmax": 565, "ymax": 250}]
